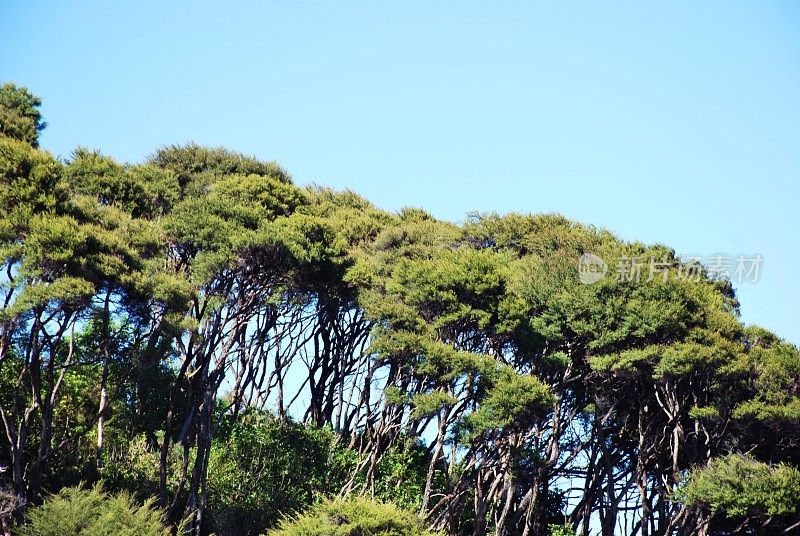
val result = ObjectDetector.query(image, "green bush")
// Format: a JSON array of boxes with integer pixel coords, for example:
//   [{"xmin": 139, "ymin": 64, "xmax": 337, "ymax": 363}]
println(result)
[
  {"xmin": 269, "ymin": 497, "xmax": 437, "ymax": 536},
  {"xmin": 206, "ymin": 412, "xmax": 354, "ymax": 535},
  {"xmin": 19, "ymin": 484, "xmax": 176, "ymax": 536},
  {"xmin": 371, "ymin": 437, "xmax": 432, "ymax": 511}
]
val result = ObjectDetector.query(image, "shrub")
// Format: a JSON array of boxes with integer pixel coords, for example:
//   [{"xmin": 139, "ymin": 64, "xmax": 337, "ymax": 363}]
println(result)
[
  {"xmin": 205, "ymin": 412, "xmax": 354, "ymax": 535},
  {"xmin": 269, "ymin": 497, "xmax": 437, "ymax": 536},
  {"xmin": 371, "ymin": 437, "xmax": 431, "ymax": 511},
  {"xmin": 19, "ymin": 484, "xmax": 175, "ymax": 536}
]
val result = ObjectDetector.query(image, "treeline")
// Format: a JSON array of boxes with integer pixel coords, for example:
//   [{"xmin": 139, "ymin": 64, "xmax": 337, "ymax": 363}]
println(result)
[{"xmin": 1, "ymin": 82, "xmax": 799, "ymax": 536}]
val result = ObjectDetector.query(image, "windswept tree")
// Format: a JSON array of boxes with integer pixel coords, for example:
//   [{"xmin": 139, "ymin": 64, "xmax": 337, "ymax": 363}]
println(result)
[
  {"xmin": 0, "ymin": 136, "xmax": 164, "ymax": 513},
  {"xmin": 0, "ymin": 83, "xmax": 46, "ymax": 148}
]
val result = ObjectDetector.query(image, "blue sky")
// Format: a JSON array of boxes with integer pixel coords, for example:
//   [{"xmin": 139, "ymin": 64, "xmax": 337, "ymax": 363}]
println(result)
[{"xmin": 2, "ymin": 1, "xmax": 799, "ymax": 344}]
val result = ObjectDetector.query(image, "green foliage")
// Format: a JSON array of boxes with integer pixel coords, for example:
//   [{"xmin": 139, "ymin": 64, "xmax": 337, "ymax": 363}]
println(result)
[
  {"xmin": 269, "ymin": 497, "xmax": 438, "ymax": 536},
  {"xmin": 206, "ymin": 413, "xmax": 351, "ymax": 535},
  {"xmin": 4, "ymin": 81, "xmax": 800, "ymax": 536},
  {"xmin": 411, "ymin": 390, "xmax": 457, "ymax": 419},
  {"xmin": 0, "ymin": 82, "xmax": 46, "ymax": 147},
  {"xmin": 149, "ymin": 143, "xmax": 291, "ymax": 195},
  {"xmin": 302, "ymin": 187, "xmax": 393, "ymax": 249},
  {"xmin": 371, "ymin": 439, "xmax": 433, "ymax": 511},
  {"xmin": 19, "ymin": 484, "xmax": 175, "ymax": 536},
  {"xmin": 100, "ymin": 435, "xmax": 172, "ymax": 500},
  {"xmin": 733, "ymin": 333, "xmax": 800, "ymax": 420},
  {"xmin": 547, "ymin": 524, "xmax": 576, "ymax": 536},
  {"xmin": 162, "ymin": 171, "xmax": 308, "ymax": 284},
  {"xmin": 678, "ymin": 454, "xmax": 800, "ymax": 519},
  {"xmin": 463, "ymin": 366, "xmax": 554, "ymax": 434},
  {"xmin": 0, "ymin": 135, "xmax": 64, "ymax": 231},
  {"xmin": 65, "ymin": 148, "xmax": 180, "ymax": 219},
  {"xmin": 688, "ymin": 406, "xmax": 720, "ymax": 419}
]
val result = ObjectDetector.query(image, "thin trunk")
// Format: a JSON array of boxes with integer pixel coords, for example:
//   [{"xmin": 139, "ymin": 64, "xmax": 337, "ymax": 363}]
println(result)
[{"xmin": 96, "ymin": 290, "xmax": 112, "ymax": 465}]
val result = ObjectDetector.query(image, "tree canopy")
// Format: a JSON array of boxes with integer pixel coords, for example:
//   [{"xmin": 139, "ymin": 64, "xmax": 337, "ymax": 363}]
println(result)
[{"xmin": 0, "ymin": 82, "xmax": 798, "ymax": 536}]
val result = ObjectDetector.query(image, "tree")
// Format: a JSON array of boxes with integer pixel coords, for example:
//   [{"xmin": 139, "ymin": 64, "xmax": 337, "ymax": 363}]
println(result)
[
  {"xmin": 2, "ymin": 81, "xmax": 799, "ymax": 536},
  {"xmin": 0, "ymin": 132, "xmax": 164, "ymax": 517},
  {"xmin": 0, "ymin": 83, "xmax": 46, "ymax": 147}
]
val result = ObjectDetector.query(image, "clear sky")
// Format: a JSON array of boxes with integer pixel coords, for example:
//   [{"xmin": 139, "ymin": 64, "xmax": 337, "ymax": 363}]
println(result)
[{"xmin": 2, "ymin": 1, "xmax": 798, "ymax": 344}]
